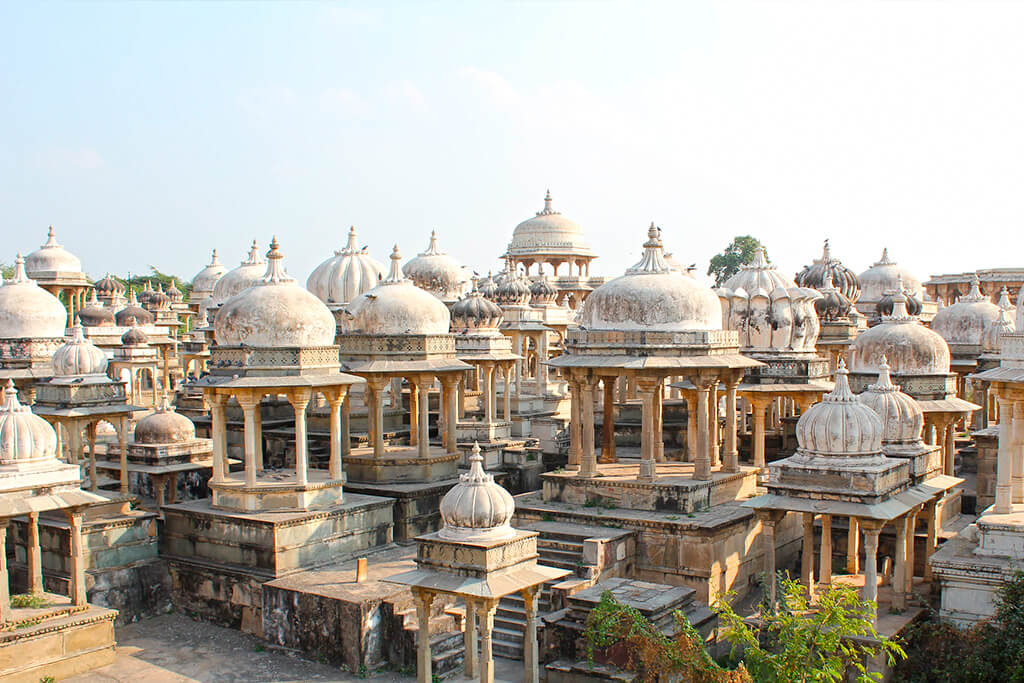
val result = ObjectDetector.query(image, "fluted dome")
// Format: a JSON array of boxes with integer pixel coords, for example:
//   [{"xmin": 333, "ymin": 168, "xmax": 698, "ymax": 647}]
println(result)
[
  {"xmin": 0, "ymin": 380, "xmax": 58, "ymax": 465},
  {"xmin": 876, "ymin": 282, "xmax": 924, "ymax": 318},
  {"xmin": 24, "ymin": 226, "xmax": 84, "ymax": 278},
  {"xmin": 210, "ymin": 241, "xmax": 265, "ymax": 306},
  {"xmin": 215, "ymin": 239, "xmax": 337, "ymax": 348},
  {"xmin": 931, "ymin": 275, "xmax": 1001, "ymax": 347},
  {"xmin": 452, "ymin": 289, "xmax": 504, "ymax": 332},
  {"xmin": 796, "ymin": 240, "xmax": 861, "ymax": 303},
  {"xmin": 345, "ymin": 246, "xmax": 452, "ymax": 336},
  {"xmin": 52, "ymin": 326, "xmax": 108, "ymax": 376},
  {"xmin": 0, "ymin": 255, "xmax": 68, "ymax": 340},
  {"xmin": 850, "ymin": 293, "xmax": 950, "ymax": 375},
  {"xmin": 115, "ymin": 289, "xmax": 155, "ymax": 326},
  {"xmin": 401, "ymin": 230, "xmax": 468, "ymax": 303},
  {"xmin": 134, "ymin": 396, "xmax": 196, "ymax": 444},
  {"xmin": 495, "ymin": 261, "xmax": 532, "ymax": 307},
  {"xmin": 306, "ymin": 227, "xmax": 385, "ymax": 306},
  {"xmin": 796, "ymin": 363, "xmax": 883, "ymax": 456},
  {"xmin": 477, "ymin": 272, "xmax": 499, "ymax": 301},
  {"xmin": 982, "ymin": 306, "xmax": 1016, "ymax": 354},
  {"xmin": 718, "ymin": 247, "xmax": 821, "ymax": 351},
  {"xmin": 94, "ymin": 273, "xmax": 125, "ymax": 298},
  {"xmin": 813, "ymin": 272, "xmax": 853, "ymax": 322},
  {"xmin": 166, "ymin": 280, "xmax": 184, "ymax": 303},
  {"xmin": 580, "ymin": 224, "xmax": 721, "ymax": 332},
  {"xmin": 191, "ymin": 250, "xmax": 227, "ymax": 298},
  {"xmin": 858, "ymin": 248, "xmax": 925, "ymax": 305},
  {"xmin": 438, "ymin": 444, "xmax": 516, "ymax": 542},
  {"xmin": 146, "ymin": 285, "xmax": 170, "ymax": 311},
  {"xmin": 76, "ymin": 291, "xmax": 115, "ymax": 327},
  {"xmin": 529, "ymin": 274, "xmax": 559, "ymax": 306},
  {"xmin": 121, "ymin": 319, "xmax": 149, "ymax": 346},
  {"xmin": 856, "ymin": 357, "xmax": 924, "ymax": 445},
  {"xmin": 506, "ymin": 190, "xmax": 594, "ymax": 258}
]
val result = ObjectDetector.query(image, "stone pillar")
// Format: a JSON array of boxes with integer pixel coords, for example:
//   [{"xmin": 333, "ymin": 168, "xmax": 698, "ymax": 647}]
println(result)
[
  {"xmin": 118, "ymin": 415, "xmax": 129, "ymax": 495},
  {"xmin": 905, "ymin": 509, "xmax": 918, "ymax": 596},
  {"xmin": 87, "ymin": 421, "xmax": 98, "ymax": 491},
  {"xmin": 443, "ymin": 377, "xmax": 459, "ymax": 456},
  {"xmin": 408, "ymin": 380, "xmax": 419, "ymax": 447},
  {"xmin": 479, "ymin": 600, "xmax": 497, "ymax": 683},
  {"xmin": 847, "ymin": 516, "xmax": 860, "ymax": 574},
  {"xmin": 289, "ymin": 388, "xmax": 312, "ymax": 487},
  {"xmin": 801, "ymin": 513, "xmax": 816, "ymax": 592},
  {"xmin": 464, "ymin": 597, "xmax": 478, "ymax": 678},
  {"xmin": 66, "ymin": 510, "xmax": 87, "ymax": 606},
  {"xmin": 694, "ymin": 377, "xmax": 712, "ymax": 481},
  {"xmin": 568, "ymin": 379, "xmax": 582, "ymax": 471},
  {"xmin": 27, "ymin": 511, "xmax": 43, "ymax": 595},
  {"xmin": 210, "ymin": 394, "xmax": 228, "ymax": 483},
  {"xmin": 417, "ymin": 376, "xmax": 431, "ymax": 458},
  {"xmin": 580, "ymin": 379, "xmax": 598, "ymax": 477},
  {"xmin": 327, "ymin": 390, "xmax": 346, "ymax": 480},
  {"xmin": 523, "ymin": 586, "xmax": 540, "ymax": 683},
  {"xmin": 239, "ymin": 392, "xmax": 260, "ymax": 487},
  {"xmin": 369, "ymin": 378, "xmax": 387, "ymax": 458},
  {"xmin": 0, "ymin": 522, "xmax": 9, "ymax": 623},
  {"xmin": 723, "ymin": 377, "xmax": 740, "ymax": 473},
  {"xmin": 653, "ymin": 379, "xmax": 665, "ymax": 463},
  {"xmin": 757, "ymin": 510, "xmax": 783, "ymax": 610},
  {"xmin": 751, "ymin": 396, "xmax": 769, "ymax": 473},
  {"xmin": 341, "ymin": 393, "xmax": 351, "ymax": 458},
  {"xmin": 944, "ymin": 419, "xmax": 956, "ymax": 476},
  {"xmin": 253, "ymin": 397, "xmax": 264, "ymax": 471},
  {"xmin": 538, "ymin": 331, "xmax": 549, "ymax": 398},
  {"xmin": 894, "ymin": 514, "xmax": 908, "ymax": 610},
  {"xmin": 709, "ymin": 379, "xmax": 720, "ymax": 468},
  {"xmin": 685, "ymin": 390, "xmax": 697, "ymax": 463},
  {"xmin": 482, "ymin": 365, "xmax": 494, "ymax": 425},
  {"xmin": 638, "ymin": 381, "xmax": 656, "ymax": 482},
  {"xmin": 819, "ymin": 514, "xmax": 832, "ymax": 588},
  {"xmin": 923, "ymin": 501, "xmax": 938, "ymax": 581},
  {"xmin": 414, "ymin": 590, "xmax": 434, "ymax": 683},
  {"xmin": 862, "ymin": 523, "xmax": 882, "ymax": 623},
  {"xmin": 600, "ymin": 378, "xmax": 617, "ymax": 463},
  {"xmin": 1014, "ymin": 402, "xmax": 1024, "ymax": 504},
  {"xmin": 502, "ymin": 363, "xmax": 512, "ymax": 423}
]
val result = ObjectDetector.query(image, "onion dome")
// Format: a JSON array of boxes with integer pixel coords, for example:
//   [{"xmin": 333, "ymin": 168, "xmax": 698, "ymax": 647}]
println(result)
[
  {"xmin": 191, "ymin": 250, "xmax": 226, "ymax": 298},
  {"xmin": 52, "ymin": 326, "xmax": 108, "ymax": 376},
  {"xmin": 796, "ymin": 240, "xmax": 861, "ymax": 303},
  {"xmin": 477, "ymin": 272, "xmax": 499, "ymax": 301},
  {"xmin": 0, "ymin": 254, "xmax": 68, "ymax": 339},
  {"xmin": 495, "ymin": 260, "xmax": 532, "ymax": 307},
  {"xmin": 146, "ymin": 284, "xmax": 171, "ymax": 311},
  {"xmin": 210, "ymin": 241, "xmax": 265, "ymax": 306},
  {"xmin": 850, "ymin": 291, "xmax": 950, "ymax": 375},
  {"xmin": 215, "ymin": 238, "xmax": 337, "ymax": 348},
  {"xmin": 580, "ymin": 224, "xmax": 721, "ymax": 332},
  {"xmin": 24, "ymin": 226, "xmax": 84, "ymax": 278},
  {"xmin": 94, "ymin": 273, "xmax": 125, "ymax": 298},
  {"xmin": 401, "ymin": 230, "xmax": 469, "ymax": 303},
  {"xmin": 115, "ymin": 289, "xmax": 156, "ymax": 326},
  {"xmin": 982, "ymin": 306, "xmax": 1016, "ymax": 354},
  {"xmin": 856, "ymin": 357, "xmax": 924, "ymax": 445},
  {"xmin": 137, "ymin": 282, "xmax": 155, "ymax": 305},
  {"xmin": 121, "ymin": 318, "xmax": 149, "ymax": 346},
  {"xmin": 718, "ymin": 247, "xmax": 821, "ymax": 351},
  {"xmin": 344, "ymin": 246, "xmax": 452, "ymax": 335},
  {"xmin": 438, "ymin": 443, "xmax": 516, "ymax": 542},
  {"xmin": 166, "ymin": 280, "xmax": 184, "ymax": 303},
  {"xmin": 858, "ymin": 248, "xmax": 925, "ymax": 306},
  {"xmin": 813, "ymin": 271, "xmax": 852, "ymax": 322},
  {"xmin": 529, "ymin": 273, "xmax": 559, "ymax": 306},
  {"xmin": 506, "ymin": 190, "xmax": 594, "ymax": 260},
  {"xmin": 134, "ymin": 395, "xmax": 196, "ymax": 444},
  {"xmin": 876, "ymin": 278, "xmax": 924, "ymax": 318},
  {"xmin": 306, "ymin": 227, "xmax": 385, "ymax": 306},
  {"xmin": 931, "ymin": 275, "xmax": 1000, "ymax": 347},
  {"xmin": 76, "ymin": 291, "xmax": 115, "ymax": 327},
  {"xmin": 796, "ymin": 362, "xmax": 883, "ymax": 456},
  {"xmin": 452, "ymin": 289, "xmax": 504, "ymax": 332},
  {"xmin": 0, "ymin": 380, "xmax": 57, "ymax": 465}
]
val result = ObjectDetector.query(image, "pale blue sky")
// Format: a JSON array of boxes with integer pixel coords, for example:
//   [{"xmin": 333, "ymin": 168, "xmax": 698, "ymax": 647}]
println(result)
[{"xmin": 3, "ymin": 1, "xmax": 1024, "ymax": 286}]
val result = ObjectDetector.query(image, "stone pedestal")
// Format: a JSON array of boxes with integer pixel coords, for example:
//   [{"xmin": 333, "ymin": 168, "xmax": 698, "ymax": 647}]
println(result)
[{"xmin": 0, "ymin": 604, "xmax": 117, "ymax": 683}]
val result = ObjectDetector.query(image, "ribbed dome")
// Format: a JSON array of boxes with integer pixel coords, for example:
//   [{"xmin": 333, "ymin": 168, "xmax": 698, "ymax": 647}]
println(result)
[
  {"xmin": 306, "ymin": 227, "xmax": 385, "ymax": 306},
  {"xmin": 0, "ymin": 380, "xmax": 57, "ymax": 465},
  {"xmin": 796, "ymin": 240, "xmax": 861, "ymax": 303},
  {"xmin": 856, "ymin": 357, "xmax": 924, "ymax": 445},
  {"xmin": 931, "ymin": 275, "xmax": 1001, "ymax": 347},
  {"xmin": 529, "ymin": 274, "xmax": 559, "ymax": 306},
  {"xmin": 345, "ymin": 246, "xmax": 452, "ymax": 336},
  {"xmin": 796, "ymin": 363, "xmax": 883, "ymax": 456},
  {"xmin": 495, "ymin": 260, "xmax": 532, "ymax": 307},
  {"xmin": 506, "ymin": 190, "xmax": 593, "ymax": 258},
  {"xmin": 115, "ymin": 289, "xmax": 156, "ymax": 326},
  {"xmin": 401, "ymin": 230, "xmax": 468, "ymax": 303},
  {"xmin": 0, "ymin": 255, "xmax": 68, "ymax": 340},
  {"xmin": 215, "ymin": 238, "xmax": 337, "ymax": 348},
  {"xmin": 210, "ymin": 241, "xmax": 265, "ymax": 306},
  {"xmin": 191, "ymin": 250, "xmax": 227, "ymax": 298},
  {"xmin": 77, "ymin": 291, "xmax": 115, "ymax": 327},
  {"xmin": 982, "ymin": 306, "xmax": 1016, "ymax": 354},
  {"xmin": 438, "ymin": 443, "xmax": 516, "ymax": 542},
  {"xmin": 858, "ymin": 248, "xmax": 925, "ymax": 305},
  {"xmin": 166, "ymin": 281, "xmax": 184, "ymax": 303},
  {"xmin": 850, "ymin": 293, "xmax": 950, "ymax": 375},
  {"xmin": 581, "ymin": 224, "xmax": 721, "ymax": 332},
  {"xmin": 452, "ymin": 289, "xmax": 504, "ymax": 332},
  {"xmin": 24, "ymin": 226, "xmax": 84, "ymax": 277},
  {"xmin": 94, "ymin": 273, "xmax": 125, "ymax": 297},
  {"xmin": 52, "ymin": 326, "xmax": 108, "ymax": 376},
  {"xmin": 146, "ymin": 285, "xmax": 170, "ymax": 311},
  {"xmin": 121, "ymin": 319, "xmax": 149, "ymax": 346},
  {"xmin": 876, "ymin": 282, "xmax": 924, "ymax": 318},
  {"xmin": 813, "ymin": 272, "xmax": 853, "ymax": 322},
  {"xmin": 134, "ymin": 396, "xmax": 196, "ymax": 444},
  {"xmin": 477, "ymin": 272, "xmax": 499, "ymax": 301},
  {"xmin": 718, "ymin": 247, "xmax": 821, "ymax": 351}
]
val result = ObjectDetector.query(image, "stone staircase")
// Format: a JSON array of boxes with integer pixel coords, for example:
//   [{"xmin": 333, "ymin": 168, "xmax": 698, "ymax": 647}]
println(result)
[{"xmin": 387, "ymin": 591, "xmax": 466, "ymax": 677}]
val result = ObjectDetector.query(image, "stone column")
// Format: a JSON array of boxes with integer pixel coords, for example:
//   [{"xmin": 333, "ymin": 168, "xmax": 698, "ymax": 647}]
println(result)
[
  {"xmin": 443, "ymin": 377, "xmax": 459, "ymax": 456},
  {"xmin": 342, "ymin": 393, "xmax": 351, "ymax": 458},
  {"xmin": 685, "ymin": 390, "xmax": 697, "ymax": 463},
  {"xmin": 408, "ymin": 380, "xmax": 419, "ymax": 447},
  {"xmin": 1014, "ymin": 402, "xmax": 1024, "ymax": 504},
  {"xmin": 417, "ymin": 376, "xmax": 431, "ymax": 458},
  {"xmin": 894, "ymin": 515, "xmax": 908, "ymax": 610},
  {"xmin": 523, "ymin": 586, "xmax": 540, "ymax": 683},
  {"xmin": 253, "ymin": 395, "xmax": 264, "ymax": 471},
  {"xmin": 757, "ymin": 510, "xmax": 784, "ymax": 610},
  {"xmin": 862, "ymin": 522, "xmax": 882, "ymax": 624},
  {"xmin": 368, "ymin": 378, "xmax": 387, "ymax": 458},
  {"xmin": 751, "ymin": 396, "xmax": 770, "ymax": 473},
  {"xmin": 801, "ymin": 513, "xmax": 816, "ymax": 593},
  {"xmin": 568, "ymin": 378, "xmax": 582, "ymax": 471},
  {"xmin": 600, "ymin": 378, "xmax": 617, "ymax": 463},
  {"xmin": 580, "ymin": 378, "xmax": 598, "ymax": 477},
  {"xmin": 905, "ymin": 508, "xmax": 918, "ymax": 597},
  {"xmin": 723, "ymin": 377, "xmax": 740, "ymax": 473},
  {"xmin": 327, "ymin": 390, "xmax": 347, "ymax": 480},
  {"xmin": 239, "ymin": 392, "xmax": 260, "ymax": 487},
  {"xmin": 694, "ymin": 377, "xmax": 712, "ymax": 481},
  {"xmin": 414, "ymin": 590, "xmax": 434, "ymax": 683},
  {"xmin": 847, "ymin": 516, "xmax": 860, "ymax": 574},
  {"xmin": 464, "ymin": 597, "xmax": 478, "ymax": 678},
  {"xmin": 944, "ymin": 419, "xmax": 956, "ymax": 476},
  {"xmin": 709, "ymin": 379, "xmax": 720, "ymax": 468},
  {"xmin": 638, "ymin": 380, "xmax": 656, "ymax": 482},
  {"xmin": 27, "ymin": 511, "xmax": 43, "ymax": 595},
  {"xmin": 538, "ymin": 331, "xmax": 549, "ymax": 397},
  {"xmin": 87, "ymin": 421, "xmax": 98, "ymax": 491},
  {"xmin": 479, "ymin": 600, "xmax": 497, "ymax": 683},
  {"xmin": 0, "ymin": 521, "xmax": 9, "ymax": 623},
  {"xmin": 482, "ymin": 364, "xmax": 494, "ymax": 425},
  {"xmin": 653, "ymin": 379, "xmax": 665, "ymax": 463},
  {"xmin": 118, "ymin": 415, "xmax": 129, "ymax": 495},
  {"xmin": 209, "ymin": 393, "xmax": 228, "ymax": 483},
  {"xmin": 819, "ymin": 514, "xmax": 832, "ymax": 588},
  {"xmin": 502, "ymin": 363, "xmax": 513, "ymax": 423},
  {"xmin": 923, "ymin": 501, "xmax": 938, "ymax": 581},
  {"xmin": 66, "ymin": 510, "xmax": 87, "ymax": 606},
  {"xmin": 289, "ymin": 388, "xmax": 312, "ymax": 487}
]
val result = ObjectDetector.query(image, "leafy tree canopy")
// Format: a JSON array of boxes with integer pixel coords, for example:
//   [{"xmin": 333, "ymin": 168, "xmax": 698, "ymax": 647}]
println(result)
[{"xmin": 707, "ymin": 235, "xmax": 767, "ymax": 287}]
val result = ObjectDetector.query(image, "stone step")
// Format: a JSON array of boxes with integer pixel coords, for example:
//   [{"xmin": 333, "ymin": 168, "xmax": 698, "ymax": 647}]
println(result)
[
  {"xmin": 537, "ymin": 537, "xmax": 585, "ymax": 553},
  {"xmin": 495, "ymin": 615, "xmax": 526, "ymax": 634},
  {"xmin": 538, "ymin": 548, "xmax": 583, "ymax": 565},
  {"xmin": 539, "ymin": 558, "xmax": 579, "ymax": 572}
]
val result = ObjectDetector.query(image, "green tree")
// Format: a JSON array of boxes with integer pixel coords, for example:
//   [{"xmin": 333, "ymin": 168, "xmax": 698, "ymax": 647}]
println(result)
[
  {"xmin": 0, "ymin": 263, "xmax": 13, "ymax": 280},
  {"xmin": 707, "ymin": 235, "xmax": 767, "ymax": 286}
]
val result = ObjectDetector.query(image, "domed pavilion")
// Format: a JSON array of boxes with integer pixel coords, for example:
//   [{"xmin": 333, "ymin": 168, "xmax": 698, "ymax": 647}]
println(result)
[
  {"xmin": 402, "ymin": 230, "xmax": 470, "ymax": 304},
  {"xmin": 0, "ymin": 254, "xmax": 68, "ymax": 392},
  {"xmin": 796, "ymin": 240, "xmax": 862, "ymax": 369},
  {"xmin": 306, "ymin": 226, "xmax": 385, "ymax": 310},
  {"xmin": 24, "ymin": 226, "xmax": 91, "ymax": 327}
]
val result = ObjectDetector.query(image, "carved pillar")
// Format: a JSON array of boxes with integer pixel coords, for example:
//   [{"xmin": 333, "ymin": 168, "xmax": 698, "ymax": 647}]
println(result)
[
  {"xmin": 923, "ymin": 501, "xmax": 938, "ymax": 581},
  {"xmin": 87, "ymin": 421, "xmax": 98, "ymax": 491},
  {"xmin": 0, "ymin": 522, "xmax": 9, "ymax": 623},
  {"xmin": 894, "ymin": 514, "xmax": 908, "ymax": 610},
  {"xmin": 239, "ymin": 391, "xmax": 260, "ymax": 487},
  {"xmin": 118, "ymin": 415, "xmax": 129, "ymax": 495},
  {"xmin": 66, "ymin": 509, "xmax": 87, "ymax": 606},
  {"xmin": 414, "ymin": 590, "xmax": 434, "ymax": 683},
  {"xmin": 327, "ymin": 389, "xmax": 348, "ymax": 480},
  {"xmin": 653, "ymin": 379, "xmax": 665, "ymax": 463},
  {"xmin": 568, "ymin": 377, "xmax": 582, "ymax": 471},
  {"xmin": 27, "ymin": 511, "xmax": 43, "ymax": 595},
  {"xmin": 538, "ymin": 331, "xmax": 549, "ymax": 398},
  {"xmin": 209, "ymin": 393, "xmax": 228, "ymax": 483},
  {"xmin": 479, "ymin": 600, "xmax": 497, "ymax": 683},
  {"xmin": 523, "ymin": 586, "xmax": 540, "ymax": 683},
  {"xmin": 367, "ymin": 377, "xmax": 387, "ymax": 458},
  {"xmin": 580, "ymin": 378, "xmax": 598, "ymax": 477},
  {"xmin": 417, "ymin": 376, "xmax": 431, "ymax": 458},
  {"xmin": 464, "ymin": 597, "xmax": 478, "ymax": 678},
  {"xmin": 289, "ymin": 388, "xmax": 312, "ymax": 486},
  {"xmin": 751, "ymin": 396, "xmax": 770, "ymax": 473},
  {"xmin": 600, "ymin": 377, "xmax": 617, "ymax": 463},
  {"xmin": 482, "ymin": 364, "xmax": 494, "ymax": 425},
  {"xmin": 801, "ymin": 513, "xmax": 816, "ymax": 593},
  {"xmin": 847, "ymin": 516, "xmax": 860, "ymax": 574},
  {"xmin": 757, "ymin": 510, "xmax": 784, "ymax": 610},
  {"xmin": 819, "ymin": 514, "xmax": 832, "ymax": 588},
  {"xmin": 442, "ymin": 377, "xmax": 459, "ymax": 456},
  {"xmin": 905, "ymin": 508, "xmax": 919, "ymax": 597},
  {"xmin": 709, "ymin": 378, "xmax": 720, "ymax": 468},
  {"xmin": 408, "ymin": 379, "xmax": 419, "ymax": 447},
  {"xmin": 723, "ymin": 376, "xmax": 740, "ymax": 472},
  {"xmin": 694, "ymin": 376, "xmax": 713, "ymax": 481},
  {"xmin": 638, "ymin": 379, "xmax": 656, "ymax": 482},
  {"xmin": 1013, "ymin": 402, "xmax": 1024, "ymax": 504},
  {"xmin": 685, "ymin": 390, "xmax": 697, "ymax": 463},
  {"xmin": 502, "ymin": 363, "xmax": 512, "ymax": 423},
  {"xmin": 862, "ymin": 522, "xmax": 882, "ymax": 624},
  {"xmin": 944, "ymin": 418, "xmax": 956, "ymax": 476}
]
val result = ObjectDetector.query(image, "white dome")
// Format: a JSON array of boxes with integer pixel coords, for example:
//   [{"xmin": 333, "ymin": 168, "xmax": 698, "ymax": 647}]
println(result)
[
  {"xmin": 401, "ymin": 230, "xmax": 469, "ymax": 302},
  {"xmin": 191, "ymin": 249, "xmax": 227, "ymax": 298},
  {"xmin": 345, "ymin": 246, "xmax": 452, "ymax": 336},
  {"xmin": 506, "ymin": 191, "xmax": 594, "ymax": 258},
  {"xmin": 580, "ymin": 225, "xmax": 721, "ymax": 332},
  {"xmin": 24, "ymin": 226, "xmax": 84, "ymax": 277},
  {"xmin": 795, "ymin": 240, "xmax": 862, "ymax": 303},
  {"xmin": 215, "ymin": 239, "xmax": 337, "ymax": 348},
  {"xmin": 856, "ymin": 357, "xmax": 924, "ymax": 445},
  {"xmin": 850, "ymin": 293, "xmax": 950, "ymax": 375},
  {"xmin": 0, "ymin": 255, "xmax": 68, "ymax": 340},
  {"xmin": 931, "ymin": 276, "xmax": 1001, "ymax": 347},
  {"xmin": 983, "ymin": 306, "xmax": 1015, "ymax": 354},
  {"xmin": 718, "ymin": 247, "xmax": 822, "ymax": 351},
  {"xmin": 0, "ymin": 380, "xmax": 57, "ymax": 465},
  {"xmin": 796, "ymin": 363, "xmax": 883, "ymax": 456},
  {"xmin": 306, "ymin": 227, "xmax": 385, "ymax": 306},
  {"xmin": 52, "ymin": 326, "xmax": 108, "ymax": 376},
  {"xmin": 210, "ymin": 241, "xmax": 265, "ymax": 306},
  {"xmin": 438, "ymin": 443, "xmax": 516, "ymax": 543},
  {"xmin": 858, "ymin": 248, "xmax": 925, "ymax": 305},
  {"xmin": 452, "ymin": 289, "xmax": 503, "ymax": 332},
  {"xmin": 135, "ymin": 396, "xmax": 196, "ymax": 444}
]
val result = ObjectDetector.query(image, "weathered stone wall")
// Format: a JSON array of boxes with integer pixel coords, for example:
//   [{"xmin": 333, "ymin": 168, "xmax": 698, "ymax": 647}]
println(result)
[{"xmin": 168, "ymin": 560, "xmax": 266, "ymax": 635}]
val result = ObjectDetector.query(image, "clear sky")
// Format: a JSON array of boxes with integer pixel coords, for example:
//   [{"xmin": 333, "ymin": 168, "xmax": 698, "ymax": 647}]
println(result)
[{"xmin": 3, "ymin": 1, "xmax": 1023, "ymax": 288}]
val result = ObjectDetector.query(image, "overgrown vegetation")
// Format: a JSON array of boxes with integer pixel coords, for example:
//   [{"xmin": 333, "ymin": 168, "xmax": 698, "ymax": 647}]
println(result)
[
  {"xmin": 707, "ymin": 236, "xmax": 767, "ymax": 286},
  {"xmin": 10, "ymin": 593, "xmax": 51, "ymax": 609}
]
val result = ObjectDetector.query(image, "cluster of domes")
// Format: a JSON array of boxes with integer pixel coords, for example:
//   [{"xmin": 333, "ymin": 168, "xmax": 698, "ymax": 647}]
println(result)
[
  {"xmin": 850, "ymin": 291, "xmax": 950, "ymax": 376},
  {"xmin": 718, "ymin": 248, "xmax": 821, "ymax": 352},
  {"xmin": 451, "ymin": 287, "xmax": 504, "ymax": 332},
  {"xmin": 438, "ymin": 443, "xmax": 516, "ymax": 542},
  {"xmin": 795, "ymin": 363, "xmax": 883, "ymax": 457},
  {"xmin": 505, "ymin": 190, "xmax": 593, "ymax": 258},
  {"xmin": 210, "ymin": 241, "xmax": 265, "ymax": 307},
  {"xmin": 858, "ymin": 248, "xmax": 925, "ymax": 307},
  {"xmin": 134, "ymin": 396, "xmax": 197, "ymax": 445},
  {"xmin": 24, "ymin": 226, "xmax": 85, "ymax": 278},
  {"xmin": 344, "ymin": 246, "xmax": 452, "ymax": 336},
  {"xmin": 401, "ymin": 230, "xmax": 469, "ymax": 303},
  {"xmin": 579, "ymin": 224, "xmax": 721, "ymax": 332},
  {"xmin": 494, "ymin": 259, "xmax": 533, "ymax": 307},
  {"xmin": 931, "ymin": 275, "xmax": 1002, "ymax": 348},
  {"xmin": 856, "ymin": 358, "xmax": 924, "ymax": 446},
  {"xmin": 0, "ymin": 255, "xmax": 68, "ymax": 339},
  {"xmin": 215, "ymin": 239, "xmax": 336, "ymax": 348},
  {"xmin": 796, "ymin": 240, "xmax": 861, "ymax": 303},
  {"xmin": 307, "ymin": 227, "xmax": 385, "ymax": 307},
  {"xmin": 52, "ymin": 326, "xmax": 108, "ymax": 376},
  {"xmin": 0, "ymin": 380, "xmax": 57, "ymax": 465}
]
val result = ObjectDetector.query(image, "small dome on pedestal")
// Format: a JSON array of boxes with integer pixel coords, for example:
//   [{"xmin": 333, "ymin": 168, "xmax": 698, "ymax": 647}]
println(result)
[
  {"xmin": 796, "ymin": 363, "xmax": 883, "ymax": 456},
  {"xmin": 438, "ymin": 443, "xmax": 516, "ymax": 543},
  {"xmin": 856, "ymin": 357, "xmax": 924, "ymax": 445},
  {"xmin": 52, "ymin": 326, "xmax": 108, "ymax": 376},
  {"xmin": 134, "ymin": 395, "xmax": 197, "ymax": 444},
  {"xmin": 0, "ymin": 380, "xmax": 58, "ymax": 465}
]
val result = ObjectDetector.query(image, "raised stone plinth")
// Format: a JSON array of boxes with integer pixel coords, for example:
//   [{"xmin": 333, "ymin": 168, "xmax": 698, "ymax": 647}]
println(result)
[
  {"xmin": 456, "ymin": 419, "xmax": 511, "ymax": 443},
  {"xmin": 210, "ymin": 469, "xmax": 345, "ymax": 513},
  {"xmin": 344, "ymin": 446, "xmax": 459, "ymax": 484},
  {"xmin": 0, "ymin": 602, "xmax": 117, "ymax": 683}
]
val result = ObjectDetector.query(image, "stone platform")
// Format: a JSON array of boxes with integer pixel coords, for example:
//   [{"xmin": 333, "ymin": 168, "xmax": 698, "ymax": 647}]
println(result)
[
  {"xmin": 345, "ymin": 478, "xmax": 460, "ymax": 541},
  {"xmin": 344, "ymin": 445, "xmax": 459, "ymax": 484}
]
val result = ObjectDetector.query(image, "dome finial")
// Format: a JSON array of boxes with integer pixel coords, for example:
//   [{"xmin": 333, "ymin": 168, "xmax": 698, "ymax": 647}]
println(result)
[
  {"xmin": 2, "ymin": 379, "xmax": 15, "ymax": 405},
  {"xmin": 210, "ymin": 249, "xmax": 220, "ymax": 265},
  {"xmin": 877, "ymin": 247, "xmax": 893, "ymax": 265},
  {"xmin": 965, "ymin": 274, "xmax": 986, "ymax": 302},
  {"xmin": 245, "ymin": 240, "xmax": 263, "ymax": 265},
  {"xmin": 537, "ymin": 189, "xmax": 559, "ymax": 216},
  {"xmin": 423, "ymin": 229, "xmax": 443, "ymax": 256},
  {"xmin": 821, "ymin": 239, "xmax": 831, "ymax": 262},
  {"xmin": 10, "ymin": 254, "xmax": 30, "ymax": 284},
  {"xmin": 43, "ymin": 225, "xmax": 59, "ymax": 248},
  {"xmin": 261, "ymin": 237, "xmax": 293, "ymax": 284},
  {"xmin": 344, "ymin": 226, "xmax": 359, "ymax": 254},
  {"xmin": 626, "ymin": 224, "xmax": 670, "ymax": 274},
  {"xmin": 384, "ymin": 245, "xmax": 405, "ymax": 283},
  {"xmin": 828, "ymin": 359, "xmax": 856, "ymax": 401},
  {"xmin": 868, "ymin": 355, "xmax": 898, "ymax": 393},
  {"xmin": 998, "ymin": 286, "xmax": 1013, "ymax": 311}
]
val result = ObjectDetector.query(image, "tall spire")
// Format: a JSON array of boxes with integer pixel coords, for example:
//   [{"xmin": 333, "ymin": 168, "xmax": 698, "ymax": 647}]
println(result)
[
  {"xmin": 261, "ymin": 237, "xmax": 294, "ymax": 284},
  {"xmin": 827, "ymin": 360, "xmax": 857, "ymax": 402},
  {"xmin": 422, "ymin": 229, "xmax": 444, "ymax": 256},
  {"xmin": 384, "ymin": 245, "xmax": 405, "ymax": 284},
  {"xmin": 10, "ymin": 254, "xmax": 30, "ymax": 284},
  {"xmin": 821, "ymin": 239, "xmax": 831, "ymax": 263},
  {"xmin": 42, "ymin": 225, "xmax": 60, "ymax": 248},
  {"xmin": 626, "ymin": 223, "xmax": 671, "ymax": 274},
  {"xmin": 209, "ymin": 249, "xmax": 220, "ymax": 266},
  {"xmin": 244, "ymin": 240, "xmax": 263, "ymax": 265},
  {"xmin": 964, "ymin": 274, "xmax": 986, "ymax": 303},
  {"xmin": 875, "ymin": 248, "xmax": 894, "ymax": 266},
  {"xmin": 537, "ymin": 189, "xmax": 559, "ymax": 216},
  {"xmin": 867, "ymin": 355, "xmax": 899, "ymax": 393},
  {"xmin": 344, "ymin": 226, "xmax": 359, "ymax": 254}
]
